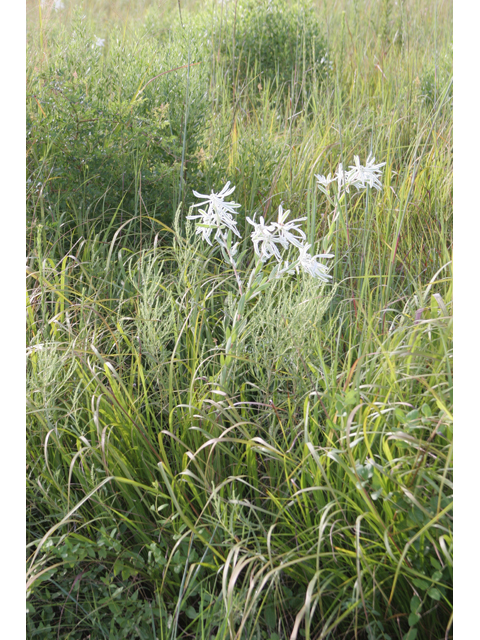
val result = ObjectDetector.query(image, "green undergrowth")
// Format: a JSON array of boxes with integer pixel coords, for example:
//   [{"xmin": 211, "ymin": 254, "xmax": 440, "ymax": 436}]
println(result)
[
  {"xmin": 26, "ymin": 211, "xmax": 453, "ymax": 639},
  {"xmin": 26, "ymin": 1, "xmax": 452, "ymax": 639}
]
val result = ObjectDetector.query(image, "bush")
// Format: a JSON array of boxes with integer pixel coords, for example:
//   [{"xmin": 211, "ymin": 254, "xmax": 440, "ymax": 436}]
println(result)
[
  {"xmin": 27, "ymin": 13, "xmax": 211, "ymax": 240},
  {"xmin": 217, "ymin": 0, "xmax": 330, "ymax": 91}
]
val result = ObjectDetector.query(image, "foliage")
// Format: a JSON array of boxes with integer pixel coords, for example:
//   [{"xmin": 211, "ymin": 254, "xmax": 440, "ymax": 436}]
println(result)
[
  {"xmin": 26, "ymin": 1, "xmax": 453, "ymax": 639},
  {"xmin": 27, "ymin": 9, "xmax": 211, "ymax": 242},
  {"xmin": 216, "ymin": 0, "xmax": 330, "ymax": 92},
  {"xmin": 419, "ymin": 44, "xmax": 453, "ymax": 108}
]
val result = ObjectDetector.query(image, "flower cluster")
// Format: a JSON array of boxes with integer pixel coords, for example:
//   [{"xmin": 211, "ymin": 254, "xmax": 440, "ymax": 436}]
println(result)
[
  {"xmin": 189, "ymin": 183, "xmax": 334, "ymax": 283},
  {"xmin": 186, "ymin": 181, "xmax": 242, "ymax": 249},
  {"xmin": 246, "ymin": 206, "xmax": 333, "ymax": 282},
  {"xmin": 293, "ymin": 243, "xmax": 334, "ymax": 280},
  {"xmin": 245, "ymin": 204, "xmax": 308, "ymax": 263},
  {"xmin": 246, "ymin": 213, "xmax": 283, "ymax": 263},
  {"xmin": 315, "ymin": 154, "xmax": 386, "ymax": 195}
]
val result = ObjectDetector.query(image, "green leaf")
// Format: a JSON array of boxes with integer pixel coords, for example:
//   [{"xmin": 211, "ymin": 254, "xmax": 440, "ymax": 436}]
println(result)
[
  {"xmin": 122, "ymin": 566, "xmax": 138, "ymax": 581},
  {"xmin": 410, "ymin": 595, "xmax": 421, "ymax": 614},
  {"xmin": 404, "ymin": 629, "xmax": 418, "ymax": 640},
  {"xmin": 427, "ymin": 587, "xmax": 442, "ymax": 601},
  {"xmin": 405, "ymin": 409, "xmax": 419, "ymax": 421},
  {"xmin": 113, "ymin": 559, "xmax": 124, "ymax": 577},
  {"xmin": 421, "ymin": 403, "xmax": 432, "ymax": 417},
  {"xmin": 185, "ymin": 605, "xmax": 197, "ymax": 619},
  {"xmin": 111, "ymin": 586, "xmax": 124, "ymax": 599},
  {"xmin": 265, "ymin": 603, "xmax": 276, "ymax": 628},
  {"xmin": 412, "ymin": 578, "xmax": 429, "ymax": 591},
  {"xmin": 344, "ymin": 390, "xmax": 359, "ymax": 406},
  {"xmin": 408, "ymin": 612, "xmax": 420, "ymax": 627}
]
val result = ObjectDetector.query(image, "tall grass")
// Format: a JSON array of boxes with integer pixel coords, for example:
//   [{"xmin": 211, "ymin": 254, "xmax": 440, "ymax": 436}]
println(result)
[{"xmin": 26, "ymin": 1, "xmax": 452, "ymax": 638}]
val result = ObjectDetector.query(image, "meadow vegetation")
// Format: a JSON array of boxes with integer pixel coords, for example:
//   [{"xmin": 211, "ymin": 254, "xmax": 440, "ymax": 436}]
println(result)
[{"xmin": 26, "ymin": 1, "xmax": 453, "ymax": 638}]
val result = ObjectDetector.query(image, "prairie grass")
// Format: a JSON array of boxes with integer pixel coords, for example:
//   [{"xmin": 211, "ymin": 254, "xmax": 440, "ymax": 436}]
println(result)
[{"xmin": 26, "ymin": 1, "xmax": 452, "ymax": 638}]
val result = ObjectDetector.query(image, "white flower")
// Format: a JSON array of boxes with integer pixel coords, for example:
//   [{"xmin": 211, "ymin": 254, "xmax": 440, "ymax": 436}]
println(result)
[
  {"xmin": 191, "ymin": 181, "xmax": 241, "ymax": 218},
  {"xmin": 186, "ymin": 207, "xmax": 218, "ymax": 245},
  {"xmin": 94, "ymin": 37, "xmax": 106, "ymax": 48},
  {"xmin": 316, "ymin": 154, "xmax": 386, "ymax": 196},
  {"xmin": 315, "ymin": 172, "xmax": 335, "ymax": 189},
  {"xmin": 336, "ymin": 162, "xmax": 350, "ymax": 192},
  {"xmin": 271, "ymin": 204, "xmax": 307, "ymax": 249},
  {"xmin": 187, "ymin": 181, "xmax": 242, "ymax": 245},
  {"xmin": 246, "ymin": 213, "xmax": 283, "ymax": 263},
  {"xmin": 346, "ymin": 154, "xmax": 386, "ymax": 191},
  {"xmin": 295, "ymin": 243, "xmax": 334, "ymax": 281},
  {"xmin": 187, "ymin": 206, "xmax": 241, "ymax": 243}
]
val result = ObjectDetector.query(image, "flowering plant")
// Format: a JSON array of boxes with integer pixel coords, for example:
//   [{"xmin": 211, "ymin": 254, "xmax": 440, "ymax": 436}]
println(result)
[
  {"xmin": 313, "ymin": 154, "xmax": 386, "ymax": 250},
  {"xmin": 315, "ymin": 154, "xmax": 386, "ymax": 201},
  {"xmin": 186, "ymin": 182, "xmax": 334, "ymax": 383},
  {"xmin": 186, "ymin": 154, "xmax": 384, "ymax": 384},
  {"xmin": 188, "ymin": 182, "xmax": 334, "ymax": 280}
]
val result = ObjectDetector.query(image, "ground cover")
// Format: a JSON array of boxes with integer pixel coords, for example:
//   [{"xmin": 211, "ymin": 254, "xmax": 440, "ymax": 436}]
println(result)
[{"xmin": 26, "ymin": 1, "xmax": 452, "ymax": 638}]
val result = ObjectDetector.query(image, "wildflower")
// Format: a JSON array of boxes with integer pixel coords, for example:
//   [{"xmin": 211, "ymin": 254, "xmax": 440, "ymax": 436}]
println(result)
[
  {"xmin": 191, "ymin": 181, "xmax": 241, "ymax": 218},
  {"xmin": 187, "ymin": 207, "xmax": 219, "ymax": 245},
  {"xmin": 336, "ymin": 162, "xmax": 349, "ymax": 192},
  {"xmin": 187, "ymin": 181, "xmax": 242, "ymax": 245},
  {"xmin": 189, "ymin": 182, "xmax": 336, "ymax": 284},
  {"xmin": 346, "ymin": 154, "xmax": 386, "ymax": 191},
  {"xmin": 295, "ymin": 243, "xmax": 334, "ymax": 281},
  {"xmin": 316, "ymin": 154, "xmax": 386, "ymax": 195},
  {"xmin": 94, "ymin": 37, "xmax": 106, "ymax": 48},
  {"xmin": 246, "ymin": 214, "xmax": 283, "ymax": 263},
  {"xmin": 187, "ymin": 206, "xmax": 240, "ymax": 246},
  {"xmin": 315, "ymin": 172, "xmax": 335, "ymax": 189},
  {"xmin": 271, "ymin": 204, "xmax": 307, "ymax": 249}
]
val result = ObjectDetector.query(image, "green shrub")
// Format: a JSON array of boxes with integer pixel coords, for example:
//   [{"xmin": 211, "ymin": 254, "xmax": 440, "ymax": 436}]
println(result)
[
  {"xmin": 217, "ymin": 0, "xmax": 330, "ymax": 91},
  {"xmin": 27, "ymin": 13, "xmax": 211, "ymax": 240}
]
